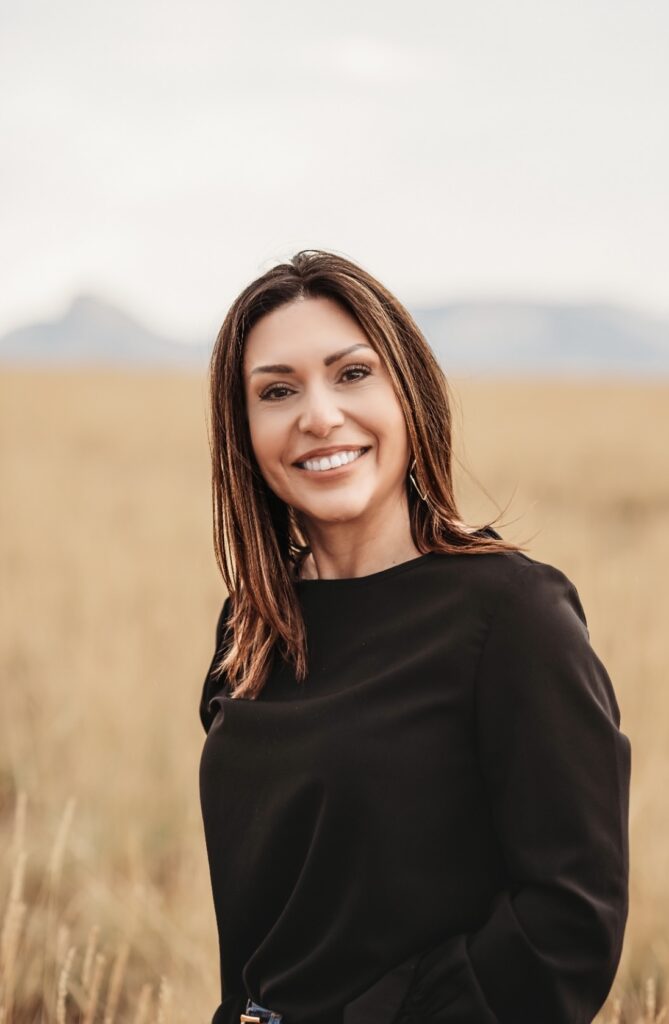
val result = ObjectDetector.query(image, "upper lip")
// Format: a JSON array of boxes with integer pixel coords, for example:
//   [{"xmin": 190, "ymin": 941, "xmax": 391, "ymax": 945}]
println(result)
[{"xmin": 293, "ymin": 445, "xmax": 370, "ymax": 465}]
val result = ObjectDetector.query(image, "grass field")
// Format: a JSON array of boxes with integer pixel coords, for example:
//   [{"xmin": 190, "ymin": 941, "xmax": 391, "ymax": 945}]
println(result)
[{"xmin": 0, "ymin": 368, "xmax": 667, "ymax": 1023}]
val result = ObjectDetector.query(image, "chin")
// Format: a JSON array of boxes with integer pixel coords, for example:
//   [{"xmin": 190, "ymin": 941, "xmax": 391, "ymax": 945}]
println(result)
[{"xmin": 304, "ymin": 500, "xmax": 370, "ymax": 522}]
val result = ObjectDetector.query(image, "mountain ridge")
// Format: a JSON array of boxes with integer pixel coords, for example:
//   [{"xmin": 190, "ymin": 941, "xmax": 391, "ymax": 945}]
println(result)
[{"xmin": 1, "ymin": 292, "xmax": 668, "ymax": 375}]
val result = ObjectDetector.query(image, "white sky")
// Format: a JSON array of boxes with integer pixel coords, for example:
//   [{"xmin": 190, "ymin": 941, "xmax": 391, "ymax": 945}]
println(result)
[{"xmin": 1, "ymin": 0, "xmax": 667, "ymax": 340}]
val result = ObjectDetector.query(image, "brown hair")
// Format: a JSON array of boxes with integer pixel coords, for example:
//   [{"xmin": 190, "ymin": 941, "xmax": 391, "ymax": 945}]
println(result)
[{"xmin": 207, "ymin": 249, "xmax": 528, "ymax": 699}]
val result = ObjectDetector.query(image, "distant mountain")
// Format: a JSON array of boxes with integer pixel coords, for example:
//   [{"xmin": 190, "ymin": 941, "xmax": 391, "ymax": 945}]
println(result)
[
  {"xmin": 1, "ymin": 292, "xmax": 668, "ymax": 375},
  {"xmin": 0, "ymin": 293, "xmax": 209, "ymax": 369},
  {"xmin": 412, "ymin": 301, "xmax": 669, "ymax": 375}
]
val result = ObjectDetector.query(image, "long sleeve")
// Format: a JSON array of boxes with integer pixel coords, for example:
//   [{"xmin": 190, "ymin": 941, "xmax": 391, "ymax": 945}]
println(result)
[
  {"xmin": 199, "ymin": 595, "xmax": 232, "ymax": 734},
  {"xmin": 396, "ymin": 560, "xmax": 631, "ymax": 1024}
]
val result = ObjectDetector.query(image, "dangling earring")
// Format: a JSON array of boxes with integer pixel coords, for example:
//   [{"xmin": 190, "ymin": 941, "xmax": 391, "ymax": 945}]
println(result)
[{"xmin": 409, "ymin": 458, "xmax": 428, "ymax": 502}]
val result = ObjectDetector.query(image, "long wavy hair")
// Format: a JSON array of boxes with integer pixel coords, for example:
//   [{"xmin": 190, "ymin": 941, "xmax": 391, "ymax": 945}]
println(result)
[{"xmin": 207, "ymin": 249, "xmax": 528, "ymax": 699}]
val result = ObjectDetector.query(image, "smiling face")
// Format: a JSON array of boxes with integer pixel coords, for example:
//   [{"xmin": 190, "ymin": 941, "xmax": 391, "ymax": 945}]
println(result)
[{"xmin": 242, "ymin": 295, "xmax": 412, "ymax": 533}]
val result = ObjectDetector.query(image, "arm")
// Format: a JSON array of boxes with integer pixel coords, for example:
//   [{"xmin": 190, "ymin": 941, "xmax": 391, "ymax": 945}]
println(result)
[
  {"xmin": 398, "ymin": 560, "xmax": 631, "ymax": 1024},
  {"xmin": 199, "ymin": 595, "xmax": 232, "ymax": 733}
]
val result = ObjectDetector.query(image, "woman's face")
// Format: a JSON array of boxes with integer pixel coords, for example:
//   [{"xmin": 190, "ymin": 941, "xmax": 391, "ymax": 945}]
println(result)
[{"xmin": 242, "ymin": 295, "xmax": 412, "ymax": 529}]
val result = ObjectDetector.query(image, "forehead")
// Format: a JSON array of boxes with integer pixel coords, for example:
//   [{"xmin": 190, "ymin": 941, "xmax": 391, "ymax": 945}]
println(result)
[{"xmin": 242, "ymin": 296, "xmax": 370, "ymax": 372}]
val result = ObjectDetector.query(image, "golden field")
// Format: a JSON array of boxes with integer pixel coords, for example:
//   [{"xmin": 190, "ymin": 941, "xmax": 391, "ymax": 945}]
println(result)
[{"xmin": 0, "ymin": 367, "xmax": 667, "ymax": 1023}]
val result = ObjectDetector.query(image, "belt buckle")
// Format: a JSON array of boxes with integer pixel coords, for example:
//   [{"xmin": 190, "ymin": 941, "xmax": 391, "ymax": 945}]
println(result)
[{"xmin": 240, "ymin": 1016, "xmax": 262, "ymax": 1023}]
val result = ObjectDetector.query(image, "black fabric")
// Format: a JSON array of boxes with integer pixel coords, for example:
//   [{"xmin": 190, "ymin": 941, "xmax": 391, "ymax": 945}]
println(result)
[
  {"xmin": 342, "ymin": 951, "xmax": 421, "ymax": 1024},
  {"xmin": 198, "ymin": 529, "xmax": 630, "ymax": 1024}
]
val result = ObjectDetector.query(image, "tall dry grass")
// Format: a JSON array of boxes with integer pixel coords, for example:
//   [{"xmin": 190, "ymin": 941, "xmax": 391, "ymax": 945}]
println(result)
[{"xmin": 0, "ymin": 367, "xmax": 667, "ymax": 1022}]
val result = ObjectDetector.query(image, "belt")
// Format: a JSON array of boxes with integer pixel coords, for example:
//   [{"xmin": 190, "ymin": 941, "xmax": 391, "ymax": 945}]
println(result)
[{"xmin": 240, "ymin": 998, "xmax": 283, "ymax": 1023}]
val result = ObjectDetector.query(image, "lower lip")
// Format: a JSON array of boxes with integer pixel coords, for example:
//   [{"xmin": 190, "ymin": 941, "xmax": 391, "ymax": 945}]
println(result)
[{"xmin": 294, "ymin": 447, "xmax": 371, "ymax": 476}]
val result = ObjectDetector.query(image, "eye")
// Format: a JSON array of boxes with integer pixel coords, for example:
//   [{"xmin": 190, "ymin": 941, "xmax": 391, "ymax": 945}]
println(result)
[
  {"xmin": 259, "ymin": 383, "xmax": 294, "ymax": 402},
  {"xmin": 258, "ymin": 363, "xmax": 372, "ymax": 402},
  {"xmin": 340, "ymin": 362, "xmax": 372, "ymax": 383}
]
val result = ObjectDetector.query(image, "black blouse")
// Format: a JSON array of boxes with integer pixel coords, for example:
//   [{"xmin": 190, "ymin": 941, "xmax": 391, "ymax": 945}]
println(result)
[{"xmin": 198, "ymin": 530, "xmax": 631, "ymax": 1024}]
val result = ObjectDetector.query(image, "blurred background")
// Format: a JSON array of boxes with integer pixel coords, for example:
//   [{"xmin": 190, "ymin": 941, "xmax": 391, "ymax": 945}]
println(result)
[{"xmin": 1, "ymin": 1, "xmax": 667, "ymax": 1022}]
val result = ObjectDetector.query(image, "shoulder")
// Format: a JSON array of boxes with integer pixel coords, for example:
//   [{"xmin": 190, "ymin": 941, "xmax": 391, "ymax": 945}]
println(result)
[
  {"xmin": 468, "ymin": 547, "xmax": 622, "ymax": 734},
  {"xmin": 428, "ymin": 528, "xmax": 587, "ymax": 635},
  {"xmin": 490, "ymin": 555, "xmax": 590, "ymax": 648},
  {"xmin": 459, "ymin": 539, "xmax": 600, "ymax": 695}
]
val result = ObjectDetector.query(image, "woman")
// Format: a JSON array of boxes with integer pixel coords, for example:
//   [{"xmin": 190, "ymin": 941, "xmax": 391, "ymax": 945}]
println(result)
[{"xmin": 198, "ymin": 250, "xmax": 631, "ymax": 1024}]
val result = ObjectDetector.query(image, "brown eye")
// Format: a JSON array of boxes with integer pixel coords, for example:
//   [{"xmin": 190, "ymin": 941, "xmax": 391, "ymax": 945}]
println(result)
[
  {"xmin": 259, "ymin": 363, "xmax": 371, "ymax": 402},
  {"xmin": 259, "ymin": 384, "xmax": 294, "ymax": 401},
  {"xmin": 340, "ymin": 363, "xmax": 372, "ymax": 382}
]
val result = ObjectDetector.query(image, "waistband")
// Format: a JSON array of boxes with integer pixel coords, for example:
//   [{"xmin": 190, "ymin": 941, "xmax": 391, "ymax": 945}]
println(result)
[{"xmin": 240, "ymin": 997, "xmax": 283, "ymax": 1024}]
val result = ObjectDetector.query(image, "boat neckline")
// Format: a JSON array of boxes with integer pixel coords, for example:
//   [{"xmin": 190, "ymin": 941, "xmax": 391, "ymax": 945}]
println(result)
[{"xmin": 294, "ymin": 551, "xmax": 437, "ymax": 588}]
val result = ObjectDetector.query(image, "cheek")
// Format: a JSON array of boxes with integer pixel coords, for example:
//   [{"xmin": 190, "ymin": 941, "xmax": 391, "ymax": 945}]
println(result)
[
  {"xmin": 363, "ymin": 387, "xmax": 409, "ymax": 443},
  {"xmin": 249, "ymin": 416, "xmax": 288, "ymax": 473}
]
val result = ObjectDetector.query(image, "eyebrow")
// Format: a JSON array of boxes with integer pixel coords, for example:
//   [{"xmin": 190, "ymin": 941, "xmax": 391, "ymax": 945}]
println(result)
[{"xmin": 249, "ymin": 343, "xmax": 374, "ymax": 376}]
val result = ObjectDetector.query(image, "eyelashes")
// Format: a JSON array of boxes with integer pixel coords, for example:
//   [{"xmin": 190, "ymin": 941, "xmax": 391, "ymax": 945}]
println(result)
[{"xmin": 258, "ymin": 363, "xmax": 372, "ymax": 402}]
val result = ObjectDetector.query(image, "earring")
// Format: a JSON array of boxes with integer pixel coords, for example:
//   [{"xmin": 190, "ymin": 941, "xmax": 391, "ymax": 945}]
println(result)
[{"xmin": 409, "ymin": 458, "xmax": 428, "ymax": 502}]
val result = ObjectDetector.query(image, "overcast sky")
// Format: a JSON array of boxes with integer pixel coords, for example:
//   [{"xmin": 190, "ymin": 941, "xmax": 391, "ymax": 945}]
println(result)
[{"xmin": 1, "ymin": 0, "xmax": 667, "ymax": 340}]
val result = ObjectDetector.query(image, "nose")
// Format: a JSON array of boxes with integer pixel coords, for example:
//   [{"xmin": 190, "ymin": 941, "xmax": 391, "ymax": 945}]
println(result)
[{"xmin": 297, "ymin": 381, "xmax": 346, "ymax": 436}]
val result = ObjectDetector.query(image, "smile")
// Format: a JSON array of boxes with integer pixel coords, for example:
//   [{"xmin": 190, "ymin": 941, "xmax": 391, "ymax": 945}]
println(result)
[{"xmin": 295, "ymin": 447, "xmax": 370, "ymax": 474}]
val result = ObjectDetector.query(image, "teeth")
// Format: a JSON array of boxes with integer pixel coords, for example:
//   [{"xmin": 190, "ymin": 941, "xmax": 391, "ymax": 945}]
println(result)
[{"xmin": 299, "ymin": 448, "xmax": 366, "ymax": 472}]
